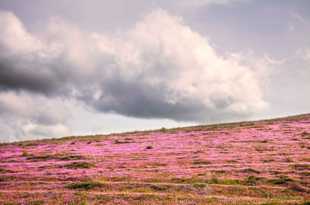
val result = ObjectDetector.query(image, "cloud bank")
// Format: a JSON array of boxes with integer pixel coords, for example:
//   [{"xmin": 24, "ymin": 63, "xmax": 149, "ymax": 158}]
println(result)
[
  {"xmin": 180, "ymin": 0, "xmax": 250, "ymax": 7},
  {"xmin": 0, "ymin": 9, "xmax": 266, "ymax": 140}
]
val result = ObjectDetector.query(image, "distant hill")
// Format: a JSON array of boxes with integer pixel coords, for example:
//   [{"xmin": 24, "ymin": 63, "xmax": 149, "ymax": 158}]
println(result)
[{"xmin": 0, "ymin": 114, "xmax": 309, "ymax": 204}]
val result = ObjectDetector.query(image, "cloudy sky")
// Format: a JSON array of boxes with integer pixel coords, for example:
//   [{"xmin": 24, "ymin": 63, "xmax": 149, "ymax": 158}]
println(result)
[{"xmin": 0, "ymin": 0, "xmax": 309, "ymax": 142}]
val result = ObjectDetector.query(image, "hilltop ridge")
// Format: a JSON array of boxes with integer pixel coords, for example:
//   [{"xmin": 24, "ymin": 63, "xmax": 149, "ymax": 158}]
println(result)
[{"xmin": 5, "ymin": 113, "xmax": 310, "ymax": 145}]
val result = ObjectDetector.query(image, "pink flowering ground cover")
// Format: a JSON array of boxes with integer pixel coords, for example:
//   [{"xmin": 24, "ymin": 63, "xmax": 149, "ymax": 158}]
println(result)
[{"xmin": 0, "ymin": 114, "xmax": 309, "ymax": 205}]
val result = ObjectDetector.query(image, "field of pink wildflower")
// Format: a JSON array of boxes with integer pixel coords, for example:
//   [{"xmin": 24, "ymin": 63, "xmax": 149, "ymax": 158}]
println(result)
[{"xmin": 0, "ymin": 114, "xmax": 309, "ymax": 205}]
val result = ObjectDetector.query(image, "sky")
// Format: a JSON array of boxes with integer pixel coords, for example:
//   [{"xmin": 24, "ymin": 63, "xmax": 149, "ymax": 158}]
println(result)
[{"xmin": 0, "ymin": 0, "xmax": 309, "ymax": 142}]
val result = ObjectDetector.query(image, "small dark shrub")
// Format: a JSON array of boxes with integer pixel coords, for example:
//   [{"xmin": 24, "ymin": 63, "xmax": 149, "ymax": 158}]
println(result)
[
  {"xmin": 260, "ymin": 140, "xmax": 268, "ymax": 143},
  {"xmin": 145, "ymin": 146, "xmax": 153, "ymax": 149},
  {"xmin": 22, "ymin": 151, "xmax": 30, "ymax": 157}
]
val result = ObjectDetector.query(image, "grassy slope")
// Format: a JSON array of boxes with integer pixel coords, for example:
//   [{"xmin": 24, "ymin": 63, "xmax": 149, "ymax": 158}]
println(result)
[{"xmin": 0, "ymin": 114, "xmax": 309, "ymax": 205}]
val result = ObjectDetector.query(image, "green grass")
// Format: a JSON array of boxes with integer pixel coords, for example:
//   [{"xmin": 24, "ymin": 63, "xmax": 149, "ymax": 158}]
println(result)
[
  {"xmin": 301, "ymin": 132, "xmax": 310, "ymax": 139},
  {"xmin": 66, "ymin": 181, "xmax": 102, "ymax": 190},
  {"xmin": 0, "ymin": 167, "xmax": 12, "ymax": 173},
  {"xmin": 209, "ymin": 177, "xmax": 242, "ymax": 185},
  {"xmin": 28, "ymin": 200, "xmax": 44, "ymax": 205},
  {"xmin": 192, "ymin": 160, "xmax": 212, "ymax": 165},
  {"xmin": 268, "ymin": 176, "xmax": 293, "ymax": 185},
  {"xmin": 244, "ymin": 175, "xmax": 261, "ymax": 186},
  {"xmin": 67, "ymin": 201, "xmax": 88, "ymax": 205},
  {"xmin": 292, "ymin": 163, "xmax": 310, "ymax": 171},
  {"xmin": 192, "ymin": 183, "xmax": 208, "ymax": 189},
  {"xmin": 287, "ymin": 182, "xmax": 307, "ymax": 193},
  {"xmin": 114, "ymin": 139, "xmax": 133, "ymax": 144},
  {"xmin": 25, "ymin": 154, "xmax": 53, "ymax": 161},
  {"xmin": 64, "ymin": 162, "xmax": 95, "ymax": 169},
  {"xmin": 242, "ymin": 168, "xmax": 261, "ymax": 174},
  {"xmin": 58, "ymin": 154, "xmax": 84, "ymax": 160},
  {"xmin": 170, "ymin": 176, "xmax": 242, "ymax": 185},
  {"xmin": 24, "ymin": 153, "xmax": 84, "ymax": 161}
]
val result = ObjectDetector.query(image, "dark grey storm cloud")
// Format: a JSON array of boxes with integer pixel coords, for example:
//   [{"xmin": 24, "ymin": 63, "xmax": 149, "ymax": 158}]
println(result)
[
  {"xmin": 91, "ymin": 78, "xmax": 207, "ymax": 121},
  {"xmin": 0, "ymin": 60, "xmax": 58, "ymax": 94},
  {"xmin": 89, "ymin": 73, "xmax": 248, "ymax": 122}
]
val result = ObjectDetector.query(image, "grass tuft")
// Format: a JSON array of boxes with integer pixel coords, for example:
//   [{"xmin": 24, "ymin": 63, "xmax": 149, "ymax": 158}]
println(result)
[
  {"xmin": 64, "ymin": 162, "xmax": 95, "ymax": 169},
  {"xmin": 66, "ymin": 181, "xmax": 102, "ymax": 190},
  {"xmin": 288, "ymin": 182, "xmax": 307, "ymax": 192},
  {"xmin": 244, "ymin": 175, "xmax": 261, "ymax": 186},
  {"xmin": 268, "ymin": 176, "xmax": 293, "ymax": 185},
  {"xmin": 192, "ymin": 160, "xmax": 212, "ymax": 165},
  {"xmin": 28, "ymin": 200, "xmax": 44, "ymax": 205},
  {"xmin": 0, "ymin": 168, "xmax": 13, "ymax": 174},
  {"xmin": 24, "ymin": 153, "xmax": 84, "ymax": 161},
  {"xmin": 241, "ymin": 168, "xmax": 260, "ymax": 174}
]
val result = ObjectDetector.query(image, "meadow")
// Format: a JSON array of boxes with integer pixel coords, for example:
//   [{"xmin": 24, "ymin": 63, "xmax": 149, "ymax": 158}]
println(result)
[{"xmin": 0, "ymin": 114, "xmax": 309, "ymax": 204}]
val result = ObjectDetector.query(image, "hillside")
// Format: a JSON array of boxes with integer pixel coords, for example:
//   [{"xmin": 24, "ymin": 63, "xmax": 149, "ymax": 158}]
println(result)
[{"xmin": 0, "ymin": 114, "xmax": 309, "ymax": 205}]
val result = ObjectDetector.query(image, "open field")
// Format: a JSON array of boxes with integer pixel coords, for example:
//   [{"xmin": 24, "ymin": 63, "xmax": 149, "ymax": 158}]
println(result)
[{"xmin": 0, "ymin": 114, "xmax": 309, "ymax": 204}]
